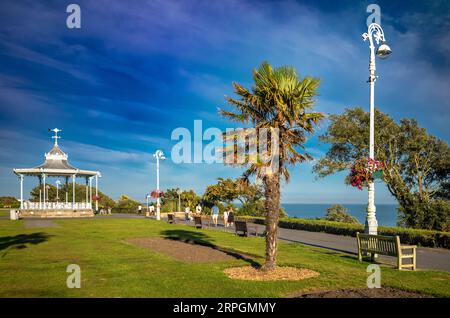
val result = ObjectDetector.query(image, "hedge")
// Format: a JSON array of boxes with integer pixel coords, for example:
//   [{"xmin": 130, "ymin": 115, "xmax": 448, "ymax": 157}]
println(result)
[{"xmin": 240, "ymin": 216, "xmax": 450, "ymax": 249}]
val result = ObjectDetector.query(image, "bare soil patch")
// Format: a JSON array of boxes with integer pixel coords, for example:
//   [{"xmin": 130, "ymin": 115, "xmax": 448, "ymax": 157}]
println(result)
[
  {"xmin": 224, "ymin": 266, "xmax": 320, "ymax": 281},
  {"xmin": 126, "ymin": 237, "xmax": 241, "ymax": 263},
  {"xmin": 296, "ymin": 287, "xmax": 432, "ymax": 298}
]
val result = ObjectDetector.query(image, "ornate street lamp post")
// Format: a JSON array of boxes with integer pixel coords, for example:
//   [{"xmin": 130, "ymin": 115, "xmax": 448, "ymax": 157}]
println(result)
[
  {"xmin": 177, "ymin": 188, "xmax": 182, "ymax": 212},
  {"xmin": 153, "ymin": 150, "xmax": 166, "ymax": 220},
  {"xmin": 55, "ymin": 180, "xmax": 61, "ymax": 203},
  {"xmin": 362, "ymin": 23, "xmax": 392, "ymax": 234}
]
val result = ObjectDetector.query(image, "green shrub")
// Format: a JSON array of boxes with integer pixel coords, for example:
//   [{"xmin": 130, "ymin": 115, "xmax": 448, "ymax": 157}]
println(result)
[
  {"xmin": 324, "ymin": 204, "xmax": 359, "ymax": 224},
  {"xmin": 0, "ymin": 196, "xmax": 20, "ymax": 208},
  {"xmin": 240, "ymin": 216, "xmax": 450, "ymax": 249}
]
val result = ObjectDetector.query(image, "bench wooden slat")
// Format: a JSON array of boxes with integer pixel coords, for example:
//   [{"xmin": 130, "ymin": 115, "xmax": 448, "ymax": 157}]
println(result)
[{"xmin": 356, "ymin": 232, "xmax": 416, "ymax": 270}]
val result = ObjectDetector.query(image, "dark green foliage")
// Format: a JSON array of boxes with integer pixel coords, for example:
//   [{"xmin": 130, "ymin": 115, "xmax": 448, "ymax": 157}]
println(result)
[
  {"xmin": 0, "ymin": 196, "xmax": 20, "ymax": 208},
  {"xmin": 161, "ymin": 188, "xmax": 201, "ymax": 212},
  {"xmin": 114, "ymin": 195, "xmax": 140, "ymax": 213}
]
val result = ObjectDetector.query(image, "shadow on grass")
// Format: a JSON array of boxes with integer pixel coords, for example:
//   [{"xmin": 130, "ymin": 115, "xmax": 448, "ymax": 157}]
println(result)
[
  {"xmin": 160, "ymin": 229, "xmax": 260, "ymax": 267},
  {"xmin": 0, "ymin": 232, "xmax": 52, "ymax": 256}
]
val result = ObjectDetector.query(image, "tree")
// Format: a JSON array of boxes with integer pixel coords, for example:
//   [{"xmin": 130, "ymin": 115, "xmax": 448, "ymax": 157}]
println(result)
[
  {"xmin": 180, "ymin": 189, "xmax": 200, "ymax": 211},
  {"xmin": 161, "ymin": 188, "xmax": 201, "ymax": 212},
  {"xmin": 0, "ymin": 196, "xmax": 20, "ymax": 208},
  {"xmin": 116, "ymin": 195, "xmax": 140, "ymax": 212},
  {"xmin": 220, "ymin": 61, "xmax": 324, "ymax": 270},
  {"xmin": 324, "ymin": 204, "xmax": 359, "ymax": 224},
  {"xmin": 203, "ymin": 178, "xmax": 239, "ymax": 206},
  {"xmin": 314, "ymin": 107, "xmax": 450, "ymax": 231}
]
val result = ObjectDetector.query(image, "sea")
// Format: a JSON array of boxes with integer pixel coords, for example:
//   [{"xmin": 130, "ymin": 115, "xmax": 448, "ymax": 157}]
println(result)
[{"xmin": 281, "ymin": 203, "xmax": 398, "ymax": 227}]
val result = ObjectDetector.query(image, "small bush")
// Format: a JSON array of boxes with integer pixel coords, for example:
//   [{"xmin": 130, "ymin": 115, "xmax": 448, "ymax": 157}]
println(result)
[{"xmin": 324, "ymin": 204, "xmax": 359, "ymax": 224}]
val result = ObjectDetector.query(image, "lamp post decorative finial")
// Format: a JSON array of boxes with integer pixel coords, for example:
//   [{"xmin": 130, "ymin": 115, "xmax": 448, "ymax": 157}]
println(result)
[{"xmin": 49, "ymin": 128, "xmax": 62, "ymax": 146}]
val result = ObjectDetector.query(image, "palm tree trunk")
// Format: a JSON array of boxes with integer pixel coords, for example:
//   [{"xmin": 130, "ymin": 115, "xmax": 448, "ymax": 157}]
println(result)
[{"xmin": 262, "ymin": 173, "xmax": 280, "ymax": 271}]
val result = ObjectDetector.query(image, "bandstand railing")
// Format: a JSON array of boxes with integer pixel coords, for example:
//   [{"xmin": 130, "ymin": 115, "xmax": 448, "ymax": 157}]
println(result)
[{"xmin": 22, "ymin": 202, "xmax": 92, "ymax": 210}]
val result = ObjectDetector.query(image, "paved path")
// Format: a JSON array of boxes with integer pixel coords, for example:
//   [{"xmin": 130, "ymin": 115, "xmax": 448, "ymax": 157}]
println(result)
[{"xmin": 100, "ymin": 214, "xmax": 450, "ymax": 272}]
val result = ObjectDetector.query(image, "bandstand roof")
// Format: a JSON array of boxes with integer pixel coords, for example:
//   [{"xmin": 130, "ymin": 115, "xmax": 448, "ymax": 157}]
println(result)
[{"xmin": 13, "ymin": 129, "xmax": 100, "ymax": 178}]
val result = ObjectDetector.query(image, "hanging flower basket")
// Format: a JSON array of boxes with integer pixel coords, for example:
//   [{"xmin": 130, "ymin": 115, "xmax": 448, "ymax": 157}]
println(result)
[
  {"xmin": 92, "ymin": 195, "xmax": 101, "ymax": 201},
  {"xmin": 150, "ymin": 190, "xmax": 164, "ymax": 199},
  {"xmin": 348, "ymin": 157, "xmax": 385, "ymax": 190}
]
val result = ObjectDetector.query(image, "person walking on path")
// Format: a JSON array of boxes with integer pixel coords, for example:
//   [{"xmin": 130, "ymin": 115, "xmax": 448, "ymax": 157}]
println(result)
[
  {"xmin": 185, "ymin": 206, "xmax": 192, "ymax": 223},
  {"xmin": 223, "ymin": 208, "xmax": 229, "ymax": 228},
  {"xmin": 195, "ymin": 204, "xmax": 202, "ymax": 215},
  {"xmin": 148, "ymin": 205, "xmax": 155, "ymax": 216},
  {"xmin": 138, "ymin": 205, "xmax": 142, "ymax": 215},
  {"xmin": 211, "ymin": 204, "xmax": 219, "ymax": 227},
  {"xmin": 227, "ymin": 209, "xmax": 235, "ymax": 227}
]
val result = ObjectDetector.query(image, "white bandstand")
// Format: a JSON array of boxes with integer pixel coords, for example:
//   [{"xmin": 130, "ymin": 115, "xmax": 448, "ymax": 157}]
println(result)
[{"xmin": 12, "ymin": 128, "xmax": 101, "ymax": 218}]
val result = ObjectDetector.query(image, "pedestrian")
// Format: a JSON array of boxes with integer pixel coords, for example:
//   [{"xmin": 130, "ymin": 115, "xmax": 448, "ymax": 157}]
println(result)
[
  {"xmin": 223, "ymin": 208, "xmax": 229, "ymax": 228},
  {"xmin": 228, "ymin": 209, "xmax": 234, "ymax": 227},
  {"xmin": 195, "ymin": 204, "xmax": 202, "ymax": 215},
  {"xmin": 138, "ymin": 205, "xmax": 142, "ymax": 215},
  {"xmin": 185, "ymin": 206, "xmax": 191, "ymax": 223},
  {"xmin": 211, "ymin": 204, "xmax": 219, "ymax": 227},
  {"xmin": 149, "ymin": 205, "xmax": 155, "ymax": 216}
]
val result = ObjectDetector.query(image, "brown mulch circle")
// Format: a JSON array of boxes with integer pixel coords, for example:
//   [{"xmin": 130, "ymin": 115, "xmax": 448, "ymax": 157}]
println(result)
[
  {"xmin": 126, "ymin": 237, "xmax": 240, "ymax": 263},
  {"xmin": 224, "ymin": 266, "xmax": 320, "ymax": 281},
  {"xmin": 296, "ymin": 287, "xmax": 432, "ymax": 298}
]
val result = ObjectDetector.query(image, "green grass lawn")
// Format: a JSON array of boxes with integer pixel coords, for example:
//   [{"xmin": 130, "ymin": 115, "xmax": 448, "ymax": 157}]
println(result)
[
  {"xmin": 0, "ymin": 208, "xmax": 10, "ymax": 218},
  {"xmin": 0, "ymin": 217, "xmax": 449, "ymax": 297}
]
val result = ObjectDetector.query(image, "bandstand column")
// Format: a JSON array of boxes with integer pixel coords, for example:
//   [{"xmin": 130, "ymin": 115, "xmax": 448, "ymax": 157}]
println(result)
[
  {"xmin": 38, "ymin": 175, "xmax": 42, "ymax": 209},
  {"xmin": 89, "ymin": 177, "xmax": 93, "ymax": 207},
  {"xmin": 72, "ymin": 174, "xmax": 76, "ymax": 208},
  {"xmin": 65, "ymin": 176, "xmax": 69, "ymax": 205},
  {"xmin": 19, "ymin": 174, "xmax": 24, "ymax": 209},
  {"xmin": 95, "ymin": 174, "xmax": 99, "ymax": 211},
  {"xmin": 42, "ymin": 173, "xmax": 46, "ymax": 206},
  {"xmin": 85, "ymin": 177, "xmax": 88, "ymax": 205}
]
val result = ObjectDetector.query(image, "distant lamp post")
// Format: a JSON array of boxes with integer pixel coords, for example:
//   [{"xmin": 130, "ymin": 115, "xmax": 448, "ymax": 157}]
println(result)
[
  {"xmin": 362, "ymin": 23, "xmax": 392, "ymax": 234},
  {"xmin": 176, "ymin": 188, "xmax": 182, "ymax": 212},
  {"xmin": 55, "ymin": 180, "xmax": 61, "ymax": 203},
  {"xmin": 45, "ymin": 185, "xmax": 50, "ymax": 202},
  {"xmin": 153, "ymin": 150, "xmax": 166, "ymax": 220}
]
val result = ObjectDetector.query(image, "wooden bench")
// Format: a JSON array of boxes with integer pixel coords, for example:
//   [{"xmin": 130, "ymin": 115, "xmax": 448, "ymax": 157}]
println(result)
[
  {"xmin": 167, "ymin": 213, "xmax": 175, "ymax": 224},
  {"xmin": 234, "ymin": 221, "xmax": 258, "ymax": 237},
  {"xmin": 194, "ymin": 216, "xmax": 210, "ymax": 229},
  {"xmin": 356, "ymin": 232, "xmax": 417, "ymax": 270}
]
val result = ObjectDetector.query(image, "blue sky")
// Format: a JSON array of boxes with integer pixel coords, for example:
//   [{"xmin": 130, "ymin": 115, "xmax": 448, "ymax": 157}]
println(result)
[{"xmin": 0, "ymin": 0, "xmax": 449, "ymax": 204}]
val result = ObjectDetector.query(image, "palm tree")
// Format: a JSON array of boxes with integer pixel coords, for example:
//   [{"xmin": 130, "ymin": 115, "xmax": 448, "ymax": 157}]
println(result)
[{"xmin": 220, "ymin": 61, "xmax": 324, "ymax": 271}]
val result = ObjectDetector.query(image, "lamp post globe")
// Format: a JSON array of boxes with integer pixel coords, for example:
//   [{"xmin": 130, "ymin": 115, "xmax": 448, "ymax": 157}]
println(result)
[{"xmin": 376, "ymin": 42, "xmax": 392, "ymax": 59}]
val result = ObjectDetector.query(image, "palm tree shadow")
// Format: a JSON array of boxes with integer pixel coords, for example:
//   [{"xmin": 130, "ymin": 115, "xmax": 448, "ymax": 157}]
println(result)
[
  {"xmin": 160, "ymin": 229, "xmax": 260, "ymax": 267},
  {"xmin": 0, "ymin": 232, "xmax": 52, "ymax": 257}
]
